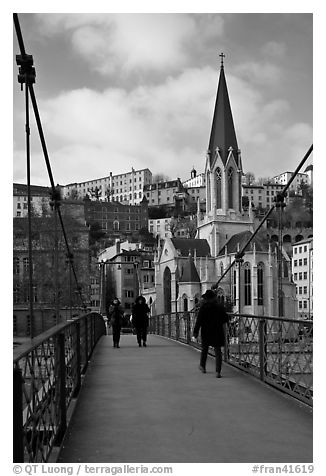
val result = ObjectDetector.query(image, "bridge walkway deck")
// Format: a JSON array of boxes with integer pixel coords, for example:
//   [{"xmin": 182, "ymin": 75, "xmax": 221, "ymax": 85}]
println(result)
[{"xmin": 58, "ymin": 335, "xmax": 312, "ymax": 463}]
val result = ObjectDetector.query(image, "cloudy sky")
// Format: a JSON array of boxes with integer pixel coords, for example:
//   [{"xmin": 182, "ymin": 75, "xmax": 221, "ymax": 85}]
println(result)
[{"xmin": 13, "ymin": 12, "xmax": 313, "ymax": 187}]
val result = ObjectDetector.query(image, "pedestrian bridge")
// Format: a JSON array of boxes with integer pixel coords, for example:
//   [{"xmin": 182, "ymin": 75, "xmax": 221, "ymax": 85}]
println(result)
[{"xmin": 13, "ymin": 313, "xmax": 313, "ymax": 464}]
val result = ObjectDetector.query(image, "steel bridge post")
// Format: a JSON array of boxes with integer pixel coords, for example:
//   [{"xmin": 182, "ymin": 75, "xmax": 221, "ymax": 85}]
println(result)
[
  {"xmin": 73, "ymin": 321, "xmax": 81, "ymax": 397},
  {"xmin": 54, "ymin": 332, "xmax": 67, "ymax": 445},
  {"xmin": 176, "ymin": 313, "xmax": 180, "ymax": 341},
  {"xmin": 259, "ymin": 319, "xmax": 267, "ymax": 381},
  {"xmin": 13, "ymin": 366, "xmax": 24, "ymax": 462},
  {"xmin": 186, "ymin": 312, "xmax": 191, "ymax": 344}
]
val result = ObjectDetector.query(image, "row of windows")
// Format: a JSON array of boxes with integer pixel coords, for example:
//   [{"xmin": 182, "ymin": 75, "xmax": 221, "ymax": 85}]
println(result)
[
  {"xmin": 294, "ymin": 245, "xmax": 308, "ymax": 254},
  {"xmin": 112, "ymin": 222, "xmax": 140, "ymax": 231},
  {"xmin": 296, "ymin": 286, "xmax": 309, "ymax": 294},
  {"xmin": 13, "ymin": 284, "xmax": 37, "ymax": 304},
  {"xmin": 293, "ymin": 272, "xmax": 308, "ymax": 280},
  {"xmin": 230, "ymin": 263, "xmax": 264, "ymax": 307},
  {"xmin": 298, "ymin": 300, "xmax": 309, "ymax": 310},
  {"xmin": 294, "ymin": 258, "xmax": 308, "ymax": 266},
  {"xmin": 112, "ymin": 192, "xmax": 143, "ymax": 201},
  {"xmin": 111, "ymin": 185, "xmax": 143, "ymax": 194},
  {"xmin": 13, "ymin": 257, "xmax": 29, "ymax": 274},
  {"xmin": 16, "ymin": 203, "xmax": 28, "ymax": 209}
]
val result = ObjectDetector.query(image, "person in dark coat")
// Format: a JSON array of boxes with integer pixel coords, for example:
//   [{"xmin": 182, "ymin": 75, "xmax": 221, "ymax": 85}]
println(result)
[
  {"xmin": 132, "ymin": 296, "xmax": 150, "ymax": 347},
  {"xmin": 193, "ymin": 289, "xmax": 229, "ymax": 378},
  {"xmin": 108, "ymin": 298, "xmax": 124, "ymax": 348}
]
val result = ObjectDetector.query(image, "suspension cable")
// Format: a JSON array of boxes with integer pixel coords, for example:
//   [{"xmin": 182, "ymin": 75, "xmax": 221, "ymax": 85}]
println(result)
[
  {"xmin": 14, "ymin": 13, "xmax": 86, "ymax": 309},
  {"xmin": 212, "ymin": 144, "xmax": 313, "ymax": 290}
]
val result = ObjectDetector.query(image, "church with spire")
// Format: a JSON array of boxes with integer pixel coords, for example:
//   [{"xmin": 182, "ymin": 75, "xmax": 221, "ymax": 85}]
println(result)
[
  {"xmin": 144, "ymin": 55, "xmax": 297, "ymax": 319},
  {"xmin": 196, "ymin": 53, "xmax": 254, "ymax": 256}
]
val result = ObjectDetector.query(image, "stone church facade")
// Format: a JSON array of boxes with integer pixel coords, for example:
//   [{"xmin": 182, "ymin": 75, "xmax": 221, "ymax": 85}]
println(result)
[{"xmin": 144, "ymin": 58, "xmax": 297, "ymax": 319}]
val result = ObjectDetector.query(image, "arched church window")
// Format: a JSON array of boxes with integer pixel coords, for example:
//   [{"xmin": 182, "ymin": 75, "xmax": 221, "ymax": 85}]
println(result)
[
  {"xmin": 206, "ymin": 172, "xmax": 211, "ymax": 212},
  {"xmin": 216, "ymin": 167, "xmax": 222, "ymax": 208},
  {"xmin": 183, "ymin": 295, "xmax": 188, "ymax": 312},
  {"xmin": 257, "ymin": 262, "xmax": 264, "ymax": 305},
  {"xmin": 163, "ymin": 267, "xmax": 172, "ymax": 313},
  {"xmin": 220, "ymin": 262, "xmax": 224, "ymax": 277},
  {"xmin": 244, "ymin": 262, "xmax": 251, "ymax": 306},
  {"xmin": 232, "ymin": 269, "xmax": 237, "ymax": 305},
  {"xmin": 228, "ymin": 167, "xmax": 234, "ymax": 209},
  {"xmin": 113, "ymin": 220, "xmax": 119, "ymax": 231}
]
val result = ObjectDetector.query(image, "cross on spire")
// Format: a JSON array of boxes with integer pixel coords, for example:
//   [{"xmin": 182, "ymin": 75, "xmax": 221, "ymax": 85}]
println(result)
[{"xmin": 219, "ymin": 52, "xmax": 225, "ymax": 68}]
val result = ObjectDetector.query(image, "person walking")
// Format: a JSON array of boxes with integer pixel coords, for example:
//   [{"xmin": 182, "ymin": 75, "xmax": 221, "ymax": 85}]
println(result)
[
  {"xmin": 131, "ymin": 296, "xmax": 150, "ymax": 347},
  {"xmin": 108, "ymin": 298, "xmax": 124, "ymax": 348},
  {"xmin": 193, "ymin": 289, "xmax": 229, "ymax": 378}
]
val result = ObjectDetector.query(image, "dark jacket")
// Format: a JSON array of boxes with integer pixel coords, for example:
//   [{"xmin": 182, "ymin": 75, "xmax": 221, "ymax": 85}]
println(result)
[
  {"xmin": 193, "ymin": 297, "xmax": 229, "ymax": 347},
  {"xmin": 132, "ymin": 302, "xmax": 150, "ymax": 328},
  {"xmin": 109, "ymin": 304, "xmax": 124, "ymax": 328}
]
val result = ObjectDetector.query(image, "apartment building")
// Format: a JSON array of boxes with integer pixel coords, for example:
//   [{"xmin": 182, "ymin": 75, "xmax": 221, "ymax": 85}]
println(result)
[
  {"xmin": 292, "ymin": 237, "xmax": 313, "ymax": 319},
  {"xmin": 84, "ymin": 196, "xmax": 148, "ymax": 242},
  {"xmin": 148, "ymin": 218, "xmax": 172, "ymax": 239},
  {"xmin": 242, "ymin": 182, "xmax": 288, "ymax": 209},
  {"xmin": 13, "ymin": 183, "xmax": 51, "ymax": 218},
  {"xmin": 102, "ymin": 248, "xmax": 155, "ymax": 313},
  {"xmin": 61, "ymin": 167, "xmax": 152, "ymax": 205},
  {"xmin": 143, "ymin": 178, "xmax": 190, "ymax": 215},
  {"xmin": 273, "ymin": 171, "xmax": 309, "ymax": 195},
  {"xmin": 182, "ymin": 168, "xmax": 206, "ymax": 210}
]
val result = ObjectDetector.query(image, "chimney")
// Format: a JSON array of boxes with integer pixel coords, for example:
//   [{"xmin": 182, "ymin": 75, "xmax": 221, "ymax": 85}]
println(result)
[{"xmin": 115, "ymin": 239, "xmax": 120, "ymax": 255}]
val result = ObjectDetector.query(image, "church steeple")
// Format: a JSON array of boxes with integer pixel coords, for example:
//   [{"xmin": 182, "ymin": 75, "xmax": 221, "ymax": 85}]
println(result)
[{"xmin": 207, "ymin": 53, "xmax": 240, "ymax": 168}]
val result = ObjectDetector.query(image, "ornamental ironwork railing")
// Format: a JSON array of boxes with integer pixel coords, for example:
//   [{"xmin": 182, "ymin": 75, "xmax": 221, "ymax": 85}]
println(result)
[
  {"xmin": 149, "ymin": 312, "xmax": 313, "ymax": 406},
  {"xmin": 13, "ymin": 312, "xmax": 106, "ymax": 463}
]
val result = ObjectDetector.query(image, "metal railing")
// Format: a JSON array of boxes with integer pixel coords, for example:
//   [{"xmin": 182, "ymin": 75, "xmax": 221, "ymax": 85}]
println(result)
[
  {"xmin": 13, "ymin": 312, "xmax": 106, "ymax": 463},
  {"xmin": 149, "ymin": 312, "xmax": 313, "ymax": 406}
]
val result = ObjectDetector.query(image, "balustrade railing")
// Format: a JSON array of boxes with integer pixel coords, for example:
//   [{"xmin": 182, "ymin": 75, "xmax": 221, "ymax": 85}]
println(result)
[
  {"xmin": 149, "ymin": 312, "xmax": 313, "ymax": 406},
  {"xmin": 13, "ymin": 312, "xmax": 106, "ymax": 463}
]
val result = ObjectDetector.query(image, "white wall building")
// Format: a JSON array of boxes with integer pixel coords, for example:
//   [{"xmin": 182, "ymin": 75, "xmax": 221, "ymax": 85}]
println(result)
[
  {"xmin": 292, "ymin": 237, "xmax": 313, "ymax": 319},
  {"xmin": 61, "ymin": 167, "xmax": 152, "ymax": 205},
  {"xmin": 242, "ymin": 182, "xmax": 287, "ymax": 209},
  {"xmin": 272, "ymin": 171, "xmax": 309, "ymax": 195},
  {"xmin": 148, "ymin": 218, "xmax": 172, "ymax": 239},
  {"xmin": 13, "ymin": 183, "xmax": 51, "ymax": 218}
]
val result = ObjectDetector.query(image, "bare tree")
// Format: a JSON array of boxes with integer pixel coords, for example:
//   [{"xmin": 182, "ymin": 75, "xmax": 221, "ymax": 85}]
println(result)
[{"xmin": 244, "ymin": 171, "xmax": 256, "ymax": 185}]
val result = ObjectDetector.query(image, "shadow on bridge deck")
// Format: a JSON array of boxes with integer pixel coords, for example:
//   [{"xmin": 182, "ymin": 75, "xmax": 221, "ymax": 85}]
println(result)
[{"xmin": 58, "ymin": 335, "xmax": 312, "ymax": 463}]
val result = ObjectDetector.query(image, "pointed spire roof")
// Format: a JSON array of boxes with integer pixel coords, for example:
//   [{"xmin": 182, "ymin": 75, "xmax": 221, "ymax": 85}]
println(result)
[{"xmin": 207, "ymin": 54, "xmax": 240, "ymax": 168}]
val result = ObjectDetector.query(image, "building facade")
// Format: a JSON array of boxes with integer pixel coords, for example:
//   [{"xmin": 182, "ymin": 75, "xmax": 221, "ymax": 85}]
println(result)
[
  {"xmin": 61, "ymin": 167, "xmax": 152, "ymax": 205},
  {"xmin": 148, "ymin": 218, "xmax": 173, "ymax": 240},
  {"xmin": 242, "ymin": 182, "xmax": 287, "ymax": 209},
  {"xmin": 13, "ymin": 183, "xmax": 51, "ymax": 218},
  {"xmin": 144, "ymin": 178, "xmax": 190, "ymax": 212},
  {"xmin": 84, "ymin": 196, "xmax": 149, "ymax": 242},
  {"xmin": 101, "ymin": 248, "xmax": 155, "ymax": 314},
  {"xmin": 272, "ymin": 171, "xmax": 309, "ymax": 195},
  {"xmin": 292, "ymin": 238, "xmax": 313, "ymax": 319}
]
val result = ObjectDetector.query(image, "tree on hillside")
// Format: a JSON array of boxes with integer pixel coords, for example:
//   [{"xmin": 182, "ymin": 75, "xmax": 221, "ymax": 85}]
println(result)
[
  {"xmin": 152, "ymin": 173, "xmax": 170, "ymax": 183},
  {"xmin": 244, "ymin": 171, "xmax": 255, "ymax": 185}
]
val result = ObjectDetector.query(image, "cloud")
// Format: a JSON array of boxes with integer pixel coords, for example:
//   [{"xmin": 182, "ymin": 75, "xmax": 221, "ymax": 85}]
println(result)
[
  {"xmin": 35, "ymin": 13, "xmax": 201, "ymax": 75},
  {"xmin": 14, "ymin": 61, "xmax": 312, "ymax": 187},
  {"xmin": 261, "ymin": 41, "xmax": 286, "ymax": 58},
  {"xmin": 233, "ymin": 61, "xmax": 282, "ymax": 86}
]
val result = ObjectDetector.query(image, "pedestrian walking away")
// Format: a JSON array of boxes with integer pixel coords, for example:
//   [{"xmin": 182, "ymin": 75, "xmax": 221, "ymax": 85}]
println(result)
[
  {"xmin": 108, "ymin": 298, "xmax": 124, "ymax": 348},
  {"xmin": 131, "ymin": 296, "xmax": 150, "ymax": 347},
  {"xmin": 193, "ymin": 289, "xmax": 229, "ymax": 378}
]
